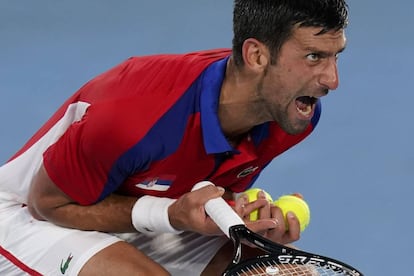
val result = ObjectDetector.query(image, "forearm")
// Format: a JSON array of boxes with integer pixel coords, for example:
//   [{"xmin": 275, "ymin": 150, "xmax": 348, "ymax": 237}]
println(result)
[
  {"xmin": 35, "ymin": 193, "xmax": 138, "ymax": 233},
  {"xmin": 29, "ymin": 165, "xmax": 225, "ymax": 235},
  {"xmin": 28, "ymin": 164, "xmax": 139, "ymax": 232}
]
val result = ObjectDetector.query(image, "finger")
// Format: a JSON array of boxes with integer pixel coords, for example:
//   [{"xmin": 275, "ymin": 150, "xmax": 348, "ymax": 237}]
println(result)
[
  {"xmin": 246, "ymin": 219, "xmax": 278, "ymax": 234},
  {"xmin": 176, "ymin": 184, "xmax": 225, "ymax": 235},
  {"xmin": 257, "ymin": 191, "xmax": 271, "ymax": 220},
  {"xmin": 281, "ymin": 212, "xmax": 300, "ymax": 244},
  {"xmin": 234, "ymin": 194, "xmax": 249, "ymax": 218},
  {"xmin": 261, "ymin": 206, "xmax": 288, "ymax": 242},
  {"xmin": 243, "ymin": 198, "xmax": 270, "ymax": 218},
  {"xmin": 271, "ymin": 205, "xmax": 286, "ymax": 230},
  {"xmin": 192, "ymin": 184, "xmax": 225, "ymax": 206},
  {"xmin": 283, "ymin": 211, "xmax": 301, "ymax": 242}
]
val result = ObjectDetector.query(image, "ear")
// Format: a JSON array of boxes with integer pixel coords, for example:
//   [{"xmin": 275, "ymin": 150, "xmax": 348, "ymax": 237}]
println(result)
[{"xmin": 241, "ymin": 38, "xmax": 270, "ymax": 72}]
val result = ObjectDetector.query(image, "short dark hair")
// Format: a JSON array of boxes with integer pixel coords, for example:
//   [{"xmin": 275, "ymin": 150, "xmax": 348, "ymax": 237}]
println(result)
[{"xmin": 232, "ymin": 0, "xmax": 349, "ymax": 66}]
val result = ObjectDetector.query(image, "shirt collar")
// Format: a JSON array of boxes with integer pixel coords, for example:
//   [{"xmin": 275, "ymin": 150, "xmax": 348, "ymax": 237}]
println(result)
[{"xmin": 200, "ymin": 56, "xmax": 234, "ymax": 154}]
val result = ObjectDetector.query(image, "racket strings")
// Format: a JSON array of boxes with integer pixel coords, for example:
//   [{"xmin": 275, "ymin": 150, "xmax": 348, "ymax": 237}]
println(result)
[{"xmin": 232, "ymin": 259, "xmax": 349, "ymax": 275}]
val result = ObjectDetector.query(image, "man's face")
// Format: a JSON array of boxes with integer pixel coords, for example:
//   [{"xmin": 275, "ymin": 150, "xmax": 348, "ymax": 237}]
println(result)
[{"xmin": 258, "ymin": 26, "xmax": 347, "ymax": 134}]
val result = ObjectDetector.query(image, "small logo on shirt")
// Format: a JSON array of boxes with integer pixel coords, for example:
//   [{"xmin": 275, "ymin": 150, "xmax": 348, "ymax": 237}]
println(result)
[
  {"xmin": 135, "ymin": 175, "xmax": 175, "ymax": 191},
  {"xmin": 237, "ymin": 166, "xmax": 259, "ymax": 178},
  {"xmin": 60, "ymin": 253, "xmax": 73, "ymax": 274}
]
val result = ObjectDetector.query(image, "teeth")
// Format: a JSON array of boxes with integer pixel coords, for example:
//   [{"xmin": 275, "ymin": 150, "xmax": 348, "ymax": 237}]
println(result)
[{"xmin": 297, "ymin": 104, "xmax": 312, "ymax": 117}]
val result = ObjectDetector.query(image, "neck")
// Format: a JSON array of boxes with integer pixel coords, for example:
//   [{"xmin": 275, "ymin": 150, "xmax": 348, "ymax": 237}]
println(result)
[{"xmin": 218, "ymin": 57, "xmax": 268, "ymax": 138}]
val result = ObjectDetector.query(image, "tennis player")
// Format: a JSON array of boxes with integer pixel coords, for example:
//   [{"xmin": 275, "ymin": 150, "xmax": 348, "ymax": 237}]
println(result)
[{"xmin": 0, "ymin": 0, "xmax": 348, "ymax": 275}]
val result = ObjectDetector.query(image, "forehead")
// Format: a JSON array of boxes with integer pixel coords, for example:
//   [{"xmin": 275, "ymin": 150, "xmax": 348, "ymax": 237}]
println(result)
[{"xmin": 287, "ymin": 26, "xmax": 347, "ymax": 53}]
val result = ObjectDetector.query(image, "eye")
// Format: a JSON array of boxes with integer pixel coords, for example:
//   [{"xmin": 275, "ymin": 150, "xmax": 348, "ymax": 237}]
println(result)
[{"xmin": 306, "ymin": 53, "xmax": 320, "ymax": 62}]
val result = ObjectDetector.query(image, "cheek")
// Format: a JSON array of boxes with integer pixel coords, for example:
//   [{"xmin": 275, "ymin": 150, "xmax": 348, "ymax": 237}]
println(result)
[
  {"xmin": 262, "ymin": 66, "xmax": 301, "ymax": 104},
  {"xmin": 266, "ymin": 66, "xmax": 295, "ymax": 90}
]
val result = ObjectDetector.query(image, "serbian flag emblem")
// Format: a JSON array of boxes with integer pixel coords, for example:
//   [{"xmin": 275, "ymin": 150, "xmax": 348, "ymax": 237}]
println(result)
[{"xmin": 135, "ymin": 175, "xmax": 175, "ymax": 191}]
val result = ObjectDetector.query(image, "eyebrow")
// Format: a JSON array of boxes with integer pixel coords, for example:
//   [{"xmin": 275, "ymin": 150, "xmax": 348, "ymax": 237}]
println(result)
[{"xmin": 306, "ymin": 44, "xmax": 347, "ymax": 57}]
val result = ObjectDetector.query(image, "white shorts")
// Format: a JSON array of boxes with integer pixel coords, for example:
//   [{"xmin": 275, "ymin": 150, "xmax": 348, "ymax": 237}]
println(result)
[{"xmin": 0, "ymin": 195, "xmax": 228, "ymax": 276}]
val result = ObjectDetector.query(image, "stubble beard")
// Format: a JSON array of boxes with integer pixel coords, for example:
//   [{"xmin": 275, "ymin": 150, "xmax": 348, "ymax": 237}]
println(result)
[
  {"xmin": 257, "ymin": 69, "xmax": 310, "ymax": 135},
  {"xmin": 270, "ymin": 103, "xmax": 311, "ymax": 135}
]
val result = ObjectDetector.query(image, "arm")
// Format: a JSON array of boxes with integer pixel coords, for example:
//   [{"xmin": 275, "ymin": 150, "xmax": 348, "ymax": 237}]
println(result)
[
  {"xmin": 28, "ymin": 163, "xmax": 297, "ymax": 240},
  {"xmin": 28, "ymin": 163, "xmax": 137, "ymax": 232},
  {"xmin": 27, "ymin": 164, "xmax": 229, "ymax": 234}
]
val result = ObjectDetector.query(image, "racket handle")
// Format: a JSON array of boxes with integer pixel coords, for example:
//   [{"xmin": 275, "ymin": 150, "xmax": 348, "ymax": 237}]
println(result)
[{"xmin": 192, "ymin": 181, "xmax": 245, "ymax": 237}]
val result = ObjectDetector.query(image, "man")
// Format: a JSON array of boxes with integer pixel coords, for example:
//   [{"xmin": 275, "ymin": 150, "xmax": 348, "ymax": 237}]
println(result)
[{"xmin": 0, "ymin": 0, "xmax": 348, "ymax": 275}]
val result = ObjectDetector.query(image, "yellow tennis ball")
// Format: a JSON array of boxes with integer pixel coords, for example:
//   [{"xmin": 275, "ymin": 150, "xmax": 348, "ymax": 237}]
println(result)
[
  {"xmin": 274, "ymin": 194, "xmax": 310, "ymax": 232},
  {"xmin": 242, "ymin": 188, "xmax": 273, "ymax": 221}
]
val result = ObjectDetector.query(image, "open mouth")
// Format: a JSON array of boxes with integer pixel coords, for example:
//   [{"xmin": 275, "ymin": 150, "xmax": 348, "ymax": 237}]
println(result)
[{"xmin": 295, "ymin": 96, "xmax": 317, "ymax": 118}]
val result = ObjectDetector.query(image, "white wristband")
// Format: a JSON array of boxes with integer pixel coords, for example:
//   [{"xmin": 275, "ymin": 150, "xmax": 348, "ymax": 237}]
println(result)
[{"xmin": 131, "ymin": 195, "xmax": 183, "ymax": 235}]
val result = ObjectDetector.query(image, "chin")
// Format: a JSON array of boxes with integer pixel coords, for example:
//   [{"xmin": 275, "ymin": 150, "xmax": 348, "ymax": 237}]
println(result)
[{"xmin": 280, "ymin": 121, "xmax": 310, "ymax": 135}]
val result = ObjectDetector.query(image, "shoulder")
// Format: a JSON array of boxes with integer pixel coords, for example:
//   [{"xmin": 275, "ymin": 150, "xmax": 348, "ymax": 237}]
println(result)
[{"xmin": 124, "ymin": 48, "xmax": 232, "ymax": 76}]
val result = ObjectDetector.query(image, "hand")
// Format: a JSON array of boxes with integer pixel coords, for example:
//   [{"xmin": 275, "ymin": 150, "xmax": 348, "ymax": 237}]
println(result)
[
  {"xmin": 168, "ymin": 184, "xmax": 225, "ymax": 235},
  {"xmin": 234, "ymin": 191, "xmax": 301, "ymax": 245}
]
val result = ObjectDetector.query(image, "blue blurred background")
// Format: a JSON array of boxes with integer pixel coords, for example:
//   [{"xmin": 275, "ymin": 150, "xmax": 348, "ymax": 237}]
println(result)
[{"xmin": 1, "ymin": 1, "xmax": 412, "ymax": 275}]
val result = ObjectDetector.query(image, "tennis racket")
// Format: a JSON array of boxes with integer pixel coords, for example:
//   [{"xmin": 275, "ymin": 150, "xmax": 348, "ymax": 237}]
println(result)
[{"xmin": 193, "ymin": 182, "xmax": 363, "ymax": 276}]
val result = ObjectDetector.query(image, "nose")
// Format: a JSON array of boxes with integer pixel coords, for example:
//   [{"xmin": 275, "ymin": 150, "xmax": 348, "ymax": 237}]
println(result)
[{"xmin": 319, "ymin": 58, "xmax": 339, "ymax": 90}]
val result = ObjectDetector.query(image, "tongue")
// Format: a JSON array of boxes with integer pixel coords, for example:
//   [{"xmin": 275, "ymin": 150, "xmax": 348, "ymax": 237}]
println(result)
[{"xmin": 295, "ymin": 96, "xmax": 314, "ymax": 118}]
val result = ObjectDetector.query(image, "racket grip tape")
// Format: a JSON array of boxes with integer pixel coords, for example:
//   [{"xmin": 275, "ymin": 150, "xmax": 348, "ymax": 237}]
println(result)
[{"xmin": 192, "ymin": 181, "xmax": 245, "ymax": 237}]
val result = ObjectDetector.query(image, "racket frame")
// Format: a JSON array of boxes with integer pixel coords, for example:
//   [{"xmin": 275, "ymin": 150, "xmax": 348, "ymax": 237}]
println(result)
[{"xmin": 224, "ymin": 224, "xmax": 362, "ymax": 275}]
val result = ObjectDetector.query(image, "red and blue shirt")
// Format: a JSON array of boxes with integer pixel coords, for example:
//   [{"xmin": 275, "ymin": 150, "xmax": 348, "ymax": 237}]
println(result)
[{"xmin": 9, "ymin": 49, "xmax": 321, "ymax": 205}]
